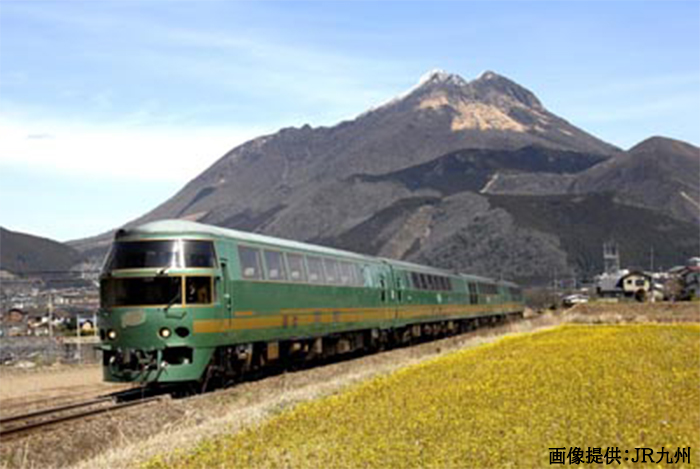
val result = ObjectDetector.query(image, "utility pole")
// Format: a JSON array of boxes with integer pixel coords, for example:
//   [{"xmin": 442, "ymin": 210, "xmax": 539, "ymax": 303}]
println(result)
[
  {"xmin": 650, "ymin": 247, "xmax": 655, "ymax": 272},
  {"xmin": 76, "ymin": 314, "xmax": 81, "ymax": 364},
  {"xmin": 48, "ymin": 292, "xmax": 53, "ymax": 338}
]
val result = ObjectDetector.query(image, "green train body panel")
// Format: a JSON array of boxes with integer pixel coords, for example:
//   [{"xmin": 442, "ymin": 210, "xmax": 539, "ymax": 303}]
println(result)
[{"xmin": 98, "ymin": 220, "xmax": 524, "ymax": 383}]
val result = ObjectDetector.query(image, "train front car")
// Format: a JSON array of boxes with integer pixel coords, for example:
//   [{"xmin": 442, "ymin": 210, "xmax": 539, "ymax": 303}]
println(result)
[{"xmin": 98, "ymin": 223, "xmax": 220, "ymax": 384}]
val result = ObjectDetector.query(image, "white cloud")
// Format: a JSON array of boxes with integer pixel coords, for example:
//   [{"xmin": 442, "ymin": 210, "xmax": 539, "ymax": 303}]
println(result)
[{"xmin": 0, "ymin": 117, "xmax": 269, "ymax": 183}]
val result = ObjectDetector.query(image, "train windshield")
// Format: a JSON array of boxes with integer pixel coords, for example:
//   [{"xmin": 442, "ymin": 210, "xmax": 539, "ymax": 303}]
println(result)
[
  {"xmin": 106, "ymin": 240, "xmax": 216, "ymax": 270},
  {"xmin": 101, "ymin": 277, "xmax": 182, "ymax": 307}
]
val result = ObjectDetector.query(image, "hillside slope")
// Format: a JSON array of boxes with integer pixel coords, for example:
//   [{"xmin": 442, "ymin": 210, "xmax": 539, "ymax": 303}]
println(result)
[{"xmin": 1, "ymin": 227, "xmax": 82, "ymax": 274}]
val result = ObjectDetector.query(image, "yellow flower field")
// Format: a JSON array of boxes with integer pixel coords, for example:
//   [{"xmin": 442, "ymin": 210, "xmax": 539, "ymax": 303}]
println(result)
[{"xmin": 147, "ymin": 324, "xmax": 700, "ymax": 468}]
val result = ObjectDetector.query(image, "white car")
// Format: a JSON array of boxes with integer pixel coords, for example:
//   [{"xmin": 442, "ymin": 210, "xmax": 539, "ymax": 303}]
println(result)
[{"xmin": 562, "ymin": 294, "xmax": 589, "ymax": 307}]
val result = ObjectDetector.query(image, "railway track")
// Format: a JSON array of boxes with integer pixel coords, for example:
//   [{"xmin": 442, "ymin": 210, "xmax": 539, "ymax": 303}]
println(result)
[{"xmin": 0, "ymin": 393, "xmax": 163, "ymax": 439}]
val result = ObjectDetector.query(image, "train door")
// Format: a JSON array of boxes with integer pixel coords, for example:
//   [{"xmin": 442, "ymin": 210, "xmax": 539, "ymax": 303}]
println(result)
[
  {"xmin": 378, "ymin": 272, "xmax": 389, "ymax": 304},
  {"xmin": 219, "ymin": 258, "xmax": 233, "ymax": 318},
  {"xmin": 392, "ymin": 268, "xmax": 405, "ymax": 320},
  {"xmin": 380, "ymin": 263, "xmax": 401, "ymax": 320}
]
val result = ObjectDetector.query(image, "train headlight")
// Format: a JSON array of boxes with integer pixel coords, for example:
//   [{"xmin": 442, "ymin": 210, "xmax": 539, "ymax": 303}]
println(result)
[
  {"xmin": 107, "ymin": 329, "xmax": 118, "ymax": 340},
  {"xmin": 159, "ymin": 327, "xmax": 172, "ymax": 339}
]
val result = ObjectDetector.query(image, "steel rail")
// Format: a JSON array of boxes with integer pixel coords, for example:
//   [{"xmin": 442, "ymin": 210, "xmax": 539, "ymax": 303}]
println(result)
[
  {"xmin": 0, "ymin": 396, "xmax": 113, "ymax": 425},
  {"xmin": 0, "ymin": 396, "xmax": 162, "ymax": 438}
]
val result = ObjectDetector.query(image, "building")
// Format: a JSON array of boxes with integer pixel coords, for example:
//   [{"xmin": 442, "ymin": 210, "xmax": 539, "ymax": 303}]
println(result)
[
  {"xmin": 596, "ymin": 270, "xmax": 655, "ymax": 301},
  {"xmin": 618, "ymin": 271, "xmax": 653, "ymax": 301},
  {"xmin": 668, "ymin": 258, "xmax": 700, "ymax": 301}
]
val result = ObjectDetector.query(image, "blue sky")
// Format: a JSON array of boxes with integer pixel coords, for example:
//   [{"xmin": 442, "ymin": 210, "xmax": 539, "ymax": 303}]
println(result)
[{"xmin": 1, "ymin": 1, "xmax": 698, "ymax": 241}]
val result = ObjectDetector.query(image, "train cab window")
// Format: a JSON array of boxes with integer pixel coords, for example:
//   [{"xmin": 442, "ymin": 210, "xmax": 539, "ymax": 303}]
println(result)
[
  {"xmin": 101, "ymin": 277, "xmax": 181, "ymax": 307},
  {"xmin": 286, "ymin": 253, "xmax": 307, "ymax": 282},
  {"xmin": 185, "ymin": 277, "xmax": 212, "ymax": 304},
  {"xmin": 183, "ymin": 241, "xmax": 216, "ymax": 267},
  {"xmin": 323, "ymin": 258, "xmax": 340, "ymax": 284},
  {"xmin": 306, "ymin": 256, "xmax": 324, "ymax": 284},
  {"xmin": 338, "ymin": 262, "xmax": 354, "ymax": 286},
  {"xmin": 107, "ymin": 241, "xmax": 180, "ymax": 270},
  {"xmin": 238, "ymin": 246, "xmax": 263, "ymax": 280},
  {"xmin": 263, "ymin": 250, "xmax": 287, "ymax": 281}
]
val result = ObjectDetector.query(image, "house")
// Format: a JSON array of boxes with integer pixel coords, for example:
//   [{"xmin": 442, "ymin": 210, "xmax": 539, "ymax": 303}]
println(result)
[
  {"xmin": 682, "ymin": 268, "xmax": 700, "ymax": 299},
  {"xmin": 79, "ymin": 318, "xmax": 95, "ymax": 332},
  {"xmin": 668, "ymin": 258, "xmax": 700, "ymax": 300},
  {"xmin": 618, "ymin": 271, "xmax": 653, "ymax": 301},
  {"xmin": 596, "ymin": 270, "xmax": 654, "ymax": 301},
  {"xmin": 3, "ymin": 308, "xmax": 26, "ymax": 323},
  {"xmin": 1, "ymin": 308, "xmax": 28, "ymax": 336}
]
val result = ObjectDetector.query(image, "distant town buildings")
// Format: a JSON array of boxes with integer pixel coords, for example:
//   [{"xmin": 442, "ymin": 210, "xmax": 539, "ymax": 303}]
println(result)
[
  {"xmin": 1, "ymin": 284, "xmax": 98, "ymax": 337},
  {"xmin": 594, "ymin": 256, "xmax": 699, "ymax": 302}
]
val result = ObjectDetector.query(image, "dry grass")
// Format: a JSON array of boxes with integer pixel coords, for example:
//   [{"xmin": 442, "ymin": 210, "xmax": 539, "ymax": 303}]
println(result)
[
  {"xmin": 565, "ymin": 301, "xmax": 700, "ymax": 324},
  {"xmin": 148, "ymin": 324, "xmax": 700, "ymax": 469},
  {"xmin": 0, "ymin": 364, "xmax": 132, "ymax": 416}
]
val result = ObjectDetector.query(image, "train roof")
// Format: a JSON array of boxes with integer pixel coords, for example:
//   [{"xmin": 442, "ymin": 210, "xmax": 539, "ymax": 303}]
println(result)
[
  {"xmin": 122, "ymin": 220, "xmax": 380, "ymax": 263},
  {"xmin": 122, "ymin": 220, "xmax": 517, "ymax": 287}
]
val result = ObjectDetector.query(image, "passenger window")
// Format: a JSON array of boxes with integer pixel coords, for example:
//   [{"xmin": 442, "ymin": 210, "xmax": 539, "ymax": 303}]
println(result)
[
  {"xmin": 264, "ymin": 250, "xmax": 287, "ymax": 281},
  {"xmin": 469, "ymin": 282, "xmax": 479, "ymax": 304},
  {"xmin": 186, "ymin": 277, "xmax": 212, "ymax": 304},
  {"xmin": 306, "ymin": 256, "xmax": 324, "ymax": 284},
  {"xmin": 323, "ymin": 258, "xmax": 340, "ymax": 284},
  {"xmin": 286, "ymin": 253, "xmax": 307, "ymax": 282},
  {"xmin": 350, "ymin": 264, "xmax": 362, "ymax": 286},
  {"xmin": 355, "ymin": 265, "xmax": 366, "ymax": 287},
  {"xmin": 445, "ymin": 277, "xmax": 452, "ymax": 291},
  {"xmin": 238, "ymin": 246, "xmax": 262, "ymax": 280},
  {"xmin": 339, "ymin": 262, "xmax": 354, "ymax": 286}
]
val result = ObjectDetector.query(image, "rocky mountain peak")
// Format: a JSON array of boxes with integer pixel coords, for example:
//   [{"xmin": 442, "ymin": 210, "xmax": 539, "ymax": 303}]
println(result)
[
  {"xmin": 416, "ymin": 69, "xmax": 470, "ymax": 88},
  {"xmin": 405, "ymin": 69, "xmax": 543, "ymax": 111},
  {"xmin": 400, "ymin": 69, "xmax": 550, "ymax": 135},
  {"xmin": 469, "ymin": 71, "xmax": 544, "ymax": 110}
]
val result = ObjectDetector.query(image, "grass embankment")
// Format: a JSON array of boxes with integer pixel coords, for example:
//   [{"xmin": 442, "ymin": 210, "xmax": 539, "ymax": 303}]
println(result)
[{"xmin": 147, "ymin": 324, "xmax": 700, "ymax": 468}]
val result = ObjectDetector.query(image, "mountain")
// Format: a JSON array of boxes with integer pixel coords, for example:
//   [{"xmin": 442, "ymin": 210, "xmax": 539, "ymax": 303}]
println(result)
[
  {"xmin": 1, "ymin": 227, "xmax": 82, "ymax": 275},
  {"xmin": 70, "ymin": 70, "xmax": 698, "ymax": 285},
  {"xmin": 484, "ymin": 136, "xmax": 700, "ymax": 223},
  {"xmin": 572, "ymin": 137, "xmax": 700, "ymax": 221}
]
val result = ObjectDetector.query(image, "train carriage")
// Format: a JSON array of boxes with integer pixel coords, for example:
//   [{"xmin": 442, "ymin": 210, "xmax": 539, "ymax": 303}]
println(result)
[{"xmin": 98, "ymin": 220, "xmax": 524, "ymax": 385}]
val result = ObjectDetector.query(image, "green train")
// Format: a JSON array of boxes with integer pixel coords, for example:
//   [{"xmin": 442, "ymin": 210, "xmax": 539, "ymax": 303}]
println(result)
[{"xmin": 98, "ymin": 220, "xmax": 524, "ymax": 385}]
